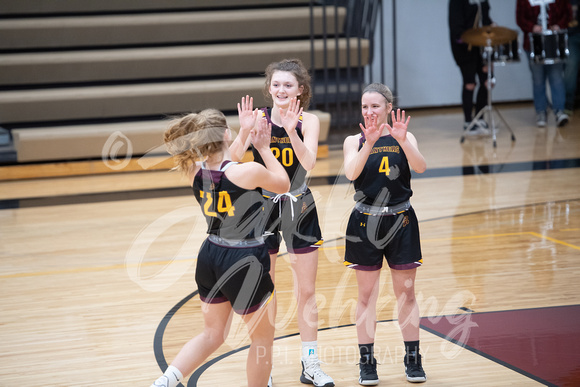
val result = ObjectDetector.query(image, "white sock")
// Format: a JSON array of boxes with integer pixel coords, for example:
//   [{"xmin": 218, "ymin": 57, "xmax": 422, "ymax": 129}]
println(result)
[
  {"xmin": 151, "ymin": 365, "xmax": 183, "ymax": 387},
  {"xmin": 302, "ymin": 341, "xmax": 318, "ymax": 359}
]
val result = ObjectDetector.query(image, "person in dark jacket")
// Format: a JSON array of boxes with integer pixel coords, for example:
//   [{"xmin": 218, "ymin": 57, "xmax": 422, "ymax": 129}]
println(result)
[{"xmin": 449, "ymin": 0, "xmax": 494, "ymax": 136}]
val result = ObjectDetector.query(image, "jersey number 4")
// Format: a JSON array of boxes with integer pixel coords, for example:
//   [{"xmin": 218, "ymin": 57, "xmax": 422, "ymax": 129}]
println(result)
[
  {"xmin": 200, "ymin": 191, "xmax": 235, "ymax": 217},
  {"xmin": 379, "ymin": 156, "xmax": 391, "ymax": 176}
]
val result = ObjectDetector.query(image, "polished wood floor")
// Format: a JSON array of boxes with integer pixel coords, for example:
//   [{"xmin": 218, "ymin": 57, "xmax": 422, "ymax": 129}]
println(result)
[{"xmin": 0, "ymin": 103, "xmax": 579, "ymax": 386}]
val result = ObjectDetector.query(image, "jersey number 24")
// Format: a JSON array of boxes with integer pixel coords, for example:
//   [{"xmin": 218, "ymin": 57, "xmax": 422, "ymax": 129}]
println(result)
[{"xmin": 200, "ymin": 190, "xmax": 235, "ymax": 217}]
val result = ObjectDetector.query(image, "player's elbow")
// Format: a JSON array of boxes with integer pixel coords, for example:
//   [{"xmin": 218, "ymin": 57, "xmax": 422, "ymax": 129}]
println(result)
[
  {"xmin": 270, "ymin": 176, "xmax": 290, "ymax": 194},
  {"xmin": 413, "ymin": 162, "xmax": 427, "ymax": 174},
  {"xmin": 344, "ymin": 170, "xmax": 357, "ymax": 181},
  {"xmin": 302, "ymin": 157, "xmax": 317, "ymax": 172}
]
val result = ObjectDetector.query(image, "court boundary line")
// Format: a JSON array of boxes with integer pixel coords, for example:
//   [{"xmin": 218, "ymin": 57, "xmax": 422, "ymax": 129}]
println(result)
[
  {"xmin": 1, "ymin": 158, "xmax": 579, "ymax": 208},
  {"xmin": 418, "ymin": 304, "xmax": 580, "ymax": 387},
  {"xmin": 1, "ymin": 198, "xmax": 577, "ymax": 279},
  {"xmin": 156, "ymin": 296, "xmax": 571, "ymax": 386},
  {"xmin": 149, "ymin": 198, "xmax": 580, "ymax": 385}
]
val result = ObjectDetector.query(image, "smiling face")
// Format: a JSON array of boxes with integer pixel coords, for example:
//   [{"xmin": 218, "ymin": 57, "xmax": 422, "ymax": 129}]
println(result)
[
  {"xmin": 268, "ymin": 70, "xmax": 304, "ymax": 109},
  {"xmin": 361, "ymin": 91, "xmax": 392, "ymax": 125}
]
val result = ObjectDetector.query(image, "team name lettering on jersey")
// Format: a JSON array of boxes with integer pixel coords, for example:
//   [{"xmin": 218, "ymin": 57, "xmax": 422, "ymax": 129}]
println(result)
[
  {"xmin": 271, "ymin": 136, "xmax": 292, "ymax": 144},
  {"xmin": 370, "ymin": 145, "xmax": 400, "ymax": 154}
]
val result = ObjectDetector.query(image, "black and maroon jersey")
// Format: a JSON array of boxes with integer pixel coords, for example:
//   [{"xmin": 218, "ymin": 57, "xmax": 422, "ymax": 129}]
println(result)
[
  {"xmin": 251, "ymin": 107, "xmax": 307, "ymax": 191},
  {"xmin": 353, "ymin": 134, "xmax": 413, "ymax": 207},
  {"xmin": 193, "ymin": 161, "xmax": 266, "ymax": 240}
]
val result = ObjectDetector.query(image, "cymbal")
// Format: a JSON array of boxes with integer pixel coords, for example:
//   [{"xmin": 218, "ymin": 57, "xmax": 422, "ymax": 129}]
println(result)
[{"xmin": 461, "ymin": 26, "xmax": 518, "ymax": 46}]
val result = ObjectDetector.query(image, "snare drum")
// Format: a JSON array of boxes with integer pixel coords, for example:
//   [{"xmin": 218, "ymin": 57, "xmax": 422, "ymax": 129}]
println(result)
[
  {"xmin": 483, "ymin": 37, "xmax": 521, "ymax": 65},
  {"xmin": 529, "ymin": 30, "xmax": 569, "ymax": 64}
]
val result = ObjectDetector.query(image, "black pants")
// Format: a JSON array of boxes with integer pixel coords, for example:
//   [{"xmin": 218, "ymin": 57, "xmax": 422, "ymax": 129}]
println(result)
[{"xmin": 452, "ymin": 43, "xmax": 489, "ymax": 122}]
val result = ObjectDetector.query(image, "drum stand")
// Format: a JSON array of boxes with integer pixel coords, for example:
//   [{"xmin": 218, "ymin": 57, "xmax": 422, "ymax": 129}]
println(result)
[{"xmin": 460, "ymin": 41, "xmax": 517, "ymax": 148}]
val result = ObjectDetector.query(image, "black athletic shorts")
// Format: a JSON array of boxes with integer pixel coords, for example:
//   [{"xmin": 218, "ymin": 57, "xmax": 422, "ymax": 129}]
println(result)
[
  {"xmin": 195, "ymin": 238, "xmax": 274, "ymax": 315},
  {"xmin": 262, "ymin": 187, "xmax": 323, "ymax": 255},
  {"xmin": 344, "ymin": 207, "xmax": 422, "ymax": 271}
]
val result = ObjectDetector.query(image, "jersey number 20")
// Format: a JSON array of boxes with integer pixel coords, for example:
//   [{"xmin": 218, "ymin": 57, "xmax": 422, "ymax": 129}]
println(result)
[{"xmin": 271, "ymin": 147, "xmax": 294, "ymax": 167}]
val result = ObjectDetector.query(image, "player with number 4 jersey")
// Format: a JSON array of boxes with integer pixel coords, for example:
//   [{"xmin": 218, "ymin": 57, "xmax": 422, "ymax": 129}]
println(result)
[{"xmin": 342, "ymin": 83, "xmax": 427, "ymax": 385}]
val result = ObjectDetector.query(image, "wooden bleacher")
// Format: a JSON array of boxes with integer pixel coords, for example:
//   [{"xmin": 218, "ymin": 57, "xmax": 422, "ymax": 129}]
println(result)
[{"xmin": 0, "ymin": 0, "xmax": 369, "ymax": 177}]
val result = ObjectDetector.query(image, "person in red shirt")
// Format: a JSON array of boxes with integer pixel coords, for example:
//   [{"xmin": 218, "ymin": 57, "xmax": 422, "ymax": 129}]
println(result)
[{"xmin": 516, "ymin": 0, "xmax": 572, "ymax": 127}]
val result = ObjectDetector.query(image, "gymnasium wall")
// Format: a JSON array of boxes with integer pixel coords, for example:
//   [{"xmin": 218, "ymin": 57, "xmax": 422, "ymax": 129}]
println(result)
[{"xmin": 369, "ymin": 0, "xmax": 531, "ymax": 108}]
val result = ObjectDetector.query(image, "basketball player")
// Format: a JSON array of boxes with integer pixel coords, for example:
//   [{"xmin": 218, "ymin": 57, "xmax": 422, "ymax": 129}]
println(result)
[
  {"xmin": 230, "ymin": 59, "xmax": 334, "ymax": 387},
  {"xmin": 150, "ymin": 108, "xmax": 289, "ymax": 387},
  {"xmin": 342, "ymin": 83, "xmax": 427, "ymax": 385}
]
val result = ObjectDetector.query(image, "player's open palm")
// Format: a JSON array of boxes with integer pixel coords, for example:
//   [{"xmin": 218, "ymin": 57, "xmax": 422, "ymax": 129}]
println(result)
[
  {"xmin": 279, "ymin": 97, "xmax": 303, "ymax": 134},
  {"xmin": 238, "ymin": 95, "xmax": 259, "ymax": 133},
  {"xmin": 251, "ymin": 116, "xmax": 272, "ymax": 152},
  {"xmin": 386, "ymin": 109, "xmax": 410, "ymax": 143},
  {"xmin": 360, "ymin": 114, "xmax": 384, "ymax": 146}
]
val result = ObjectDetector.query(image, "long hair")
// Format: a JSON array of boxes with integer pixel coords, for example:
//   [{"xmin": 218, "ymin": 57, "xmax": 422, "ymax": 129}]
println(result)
[
  {"xmin": 163, "ymin": 109, "xmax": 228, "ymax": 172},
  {"xmin": 263, "ymin": 58, "xmax": 312, "ymax": 110}
]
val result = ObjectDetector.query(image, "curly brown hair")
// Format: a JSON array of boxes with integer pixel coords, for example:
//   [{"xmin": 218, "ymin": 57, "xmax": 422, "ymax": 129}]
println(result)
[
  {"xmin": 263, "ymin": 58, "xmax": 312, "ymax": 110},
  {"xmin": 163, "ymin": 109, "xmax": 228, "ymax": 172}
]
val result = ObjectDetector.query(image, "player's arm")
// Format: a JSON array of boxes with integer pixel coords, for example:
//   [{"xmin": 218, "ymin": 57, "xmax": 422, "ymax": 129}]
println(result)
[
  {"xmin": 279, "ymin": 98, "xmax": 319, "ymax": 171},
  {"xmin": 399, "ymin": 132, "xmax": 427, "ymax": 174},
  {"xmin": 230, "ymin": 95, "xmax": 258, "ymax": 162},
  {"xmin": 230, "ymin": 117, "xmax": 290, "ymax": 194},
  {"xmin": 343, "ymin": 114, "xmax": 382, "ymax": 181}
]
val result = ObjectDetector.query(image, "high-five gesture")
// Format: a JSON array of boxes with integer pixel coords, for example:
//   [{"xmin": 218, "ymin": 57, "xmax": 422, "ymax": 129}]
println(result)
[
  {"xmin": 279, "ymin": 97, "xmax": 303, "ymax": 135},
  {"xmin": 238, "ymin": 95, "xmax": 259, "ymax": 132},
  {"xmin": 359, "ymin": 114, "xmax": 385, "ymax": 146},
  {"xmin": 230, "ymin": 95, "xmax": 259, "ymax": 161},
  {"xmin": 251, "ymin": 116, "xmax": 272, "ymax": 153},
  {"xmin": 386, "ymin": 109, "xmax": 411, "ymax": 143}
]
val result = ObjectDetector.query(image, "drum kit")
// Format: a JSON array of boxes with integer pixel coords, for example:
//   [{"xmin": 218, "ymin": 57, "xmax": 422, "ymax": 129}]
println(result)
[
  {"xmin": 529, "ymin": 0, "xmax": 570, "ymax": 65},
  {"xmin": 460, "ymin": 25, "xmax": 519, "ymax": 147},
  {"xmin": 459, "ymin": 1, "xmax": 570, "ymax": 147}
]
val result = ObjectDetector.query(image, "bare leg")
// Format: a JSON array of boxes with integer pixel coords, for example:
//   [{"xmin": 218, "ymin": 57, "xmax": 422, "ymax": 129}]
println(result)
[
  {"xmin": 289, "ymin": 250, "xmax": 319, "ymax": 341},
  {"xmin": 242, "ymin": 299, "xmax": 276, "ymax": 387},
  {"xmin": 290, "ymin": 249, "xmax": 334, "ymax": 385},
  {"xmin": 354, "ymin": 269, "xmax": 381, "ymax": 344},
  {"xmin": 390, "ymin": 268, "xmax": 420, "ymax": 341},
  {"xmin": 269, "ymin": 252, "xmax": 278, "ymax": 283},
  {"xmin": 170, "ymin": 301, "xmax": 232, "ymax": 377}
]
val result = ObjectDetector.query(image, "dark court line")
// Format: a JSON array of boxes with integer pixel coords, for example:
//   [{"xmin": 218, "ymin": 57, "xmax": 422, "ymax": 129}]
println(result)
[{"xmin": 1, "ymin": 157, "xmax": 579, "ymax": 210}]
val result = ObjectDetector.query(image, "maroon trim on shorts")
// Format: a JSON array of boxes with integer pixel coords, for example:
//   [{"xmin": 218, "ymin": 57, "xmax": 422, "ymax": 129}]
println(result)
[
  {"xmin": 199, "ymin": 295, "xmax": 228, "ymax": 304},
  {"xmin": 348, "ymin": 263, "xmax": 383, "ymax": 271},
  {"xmin": 289, "ymin": 244, "xmax": 321, "ymax": 255},
  {"xmin": 235, "ymin": 301, "xmax": 264, "ymax": 315},
  {"xmin": 233, "ymin": 291, "xmax": 274, "ymax": 315},
  {"xmin": 388, "ymin": 261, "xmax": 422, "ymax": 270}
]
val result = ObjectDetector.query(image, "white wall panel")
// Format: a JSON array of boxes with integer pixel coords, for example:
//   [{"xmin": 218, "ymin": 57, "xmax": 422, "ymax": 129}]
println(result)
[{"xmin": 369, "ymin": 0, "xmax": 532, "ymax": 108}]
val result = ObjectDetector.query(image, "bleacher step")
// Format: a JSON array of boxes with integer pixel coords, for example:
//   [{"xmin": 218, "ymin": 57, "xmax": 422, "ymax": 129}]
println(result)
[
  {"xmin": 0, "ymin": 7, "xmax": 343, "ymax": 50},
  {"xmin": 10, "ymin": 110, "xmax": 330, "ymax": 163},
  {"xmin": 0, "ymin": 0, "xmax": 310, "ymax": 16},
  {"xmin": 0, "ymin": 38, "xmax": 368, "ymax": 86},
  {"xmin": 0, "ymin": 78, "xmax": 267, "ymax": 124}
]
